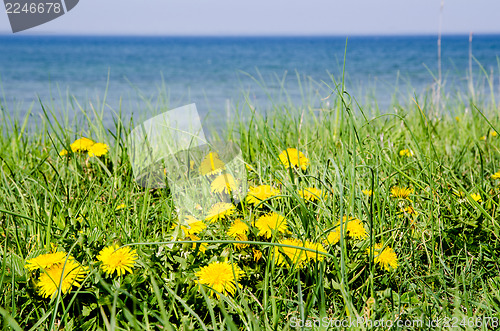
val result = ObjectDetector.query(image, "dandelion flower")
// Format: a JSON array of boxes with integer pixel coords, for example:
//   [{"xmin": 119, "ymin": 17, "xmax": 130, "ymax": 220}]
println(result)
[
  {"xmin": 480, "ymin": 135, "xmax": 487, "ymax": 141},
  {"xmin": 196, "ymin": 261, "xmax": 243, "ymax": 297},
  {"xmin": 70, "ymin": 137, "xmax": 95, "ymax": 152},
  {"xmin": 303, "ymin": 241, "xmax": 327, "ymax": 262},
  {"xmin": 470, "ymin": 193, "xmax": 482, "ymax": 203},
  {"xmin": 25, "ymin": 252, "xmax": 67, "ymax": 271},
  {"xmin": 390, "ymin": 186, "xmax": 413, "ymax": 199},
  {"xmin": 372, "ymin": 244, "xmax": 398, "ymax": 271},
  {"xmin": 399, "ymin": 149, "xmax": 414, "ymax": 157},
  {"xmin": 253, "ymin": 249, "xmax": 262, "ymax": 262},
  {"xmin": 211, "ymin": 174, "xmax": 238, "ymax": 194},
  {"xmin": 298, "ymin": 187, "xmax": 324, "ymax": 201},
  {"xmin": 205, "ymin": 202, "xmax": 235, "ymax": 223},
  {"xmin": 274, "ymin": 238, "xmax": 307, "ymax": 267},
  {"xmin": 199, "ymin": 152, "xmax": 225, "ymax": 176},
  {"xmin": 326, "ymin": 217, "xmax": 367, "ymax": 241},
  {"xmin": 88, "ymin": 143, "xmax": 109, "ymax": 157},
  {"xmin": 115, "ymin": 204, "xmax": 126, "ymax": 211},
  {"xmin": 324, "ymin": 230, "xmax": 341, "ymax": 245},
  {"xmin": 278, "ymin": 148, "xmax": 310, "ymax": 171},
  {"xmin": 491, "ymin": 171, "xmax": 500, "ymax": 180},
  {"xmin": 227, "ymin": 219, "xmax": 249, "ymax": 237},
  {"xmin": 227, "ymin": 220, "xmax": 250, "ymax": 249},
  {"xmin": 173, "ymin": 215, "xmax": 207, "ymax": 236},
  {"xmin": 182, "ymin": 215, "xmax": 207, "ymax": 235},
  {"xmin": 246, "ymin": 185, "xmax": 280, "ymax": 206},
  {"xmin": 37, "ymin": 259, "xmax": 88, "ymax": 298},
  {"xmin": 345, "ymin": 217, "xmax": 367, "ymax": 240},
  {"xmin": 491, "ymin": 131, "xmax": 498, "ymax": 137},
  {"xmin": 362, "ymin": 189, "xmax": 373, "ymax": 196},
  {"xmin": 97, "ymin": 245, "xmax": 138, "ymax": 276},
  {"xmin": 255, "ymin": 213, "xmax": 288, "ymax": 238},
  {"xmin": 59, "ymin": 149, "xmax": 68, "ymax": 156},
  {"xmin": 232, "ymin": 233, "xmax": 249, "ymax": 249},
  {"xmin": 195, "ymin": 243, "xmax": 208, "ymax": 254}
]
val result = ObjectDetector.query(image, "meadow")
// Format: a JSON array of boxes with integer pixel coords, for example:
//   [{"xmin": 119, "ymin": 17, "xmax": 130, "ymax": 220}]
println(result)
[{"xmin": 1, "ymin": 72, "xmax": 500, "ymax": 330}]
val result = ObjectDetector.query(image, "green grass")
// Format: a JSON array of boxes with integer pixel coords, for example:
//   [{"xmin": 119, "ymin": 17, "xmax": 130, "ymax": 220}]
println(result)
[{"xmin": 1, "ymin": 72, "xmax": 500, "ymax": 331}]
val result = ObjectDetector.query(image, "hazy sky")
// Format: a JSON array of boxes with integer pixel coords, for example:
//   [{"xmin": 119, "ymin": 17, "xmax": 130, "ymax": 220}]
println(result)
[{"xmin": 1, "ymin": 0, "xmax": 500, "ymax": 35}]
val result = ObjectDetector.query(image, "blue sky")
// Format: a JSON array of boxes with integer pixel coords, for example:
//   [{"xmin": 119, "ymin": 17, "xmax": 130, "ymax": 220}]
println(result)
[{"xmin": 2, "ymin": 0, "xmax": 500, "ymax": 35}]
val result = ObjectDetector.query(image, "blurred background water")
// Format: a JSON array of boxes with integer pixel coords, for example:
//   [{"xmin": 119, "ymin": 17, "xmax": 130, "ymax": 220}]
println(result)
[{"xmin": 0, "ymin": 35, "xmax": 499, "ymax": 127}]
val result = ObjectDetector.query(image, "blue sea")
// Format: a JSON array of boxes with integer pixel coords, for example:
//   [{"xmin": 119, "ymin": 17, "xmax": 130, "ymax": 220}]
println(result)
[{"xmin": 0, "ymin": 35, "xmax": 499, "ymax": 127}]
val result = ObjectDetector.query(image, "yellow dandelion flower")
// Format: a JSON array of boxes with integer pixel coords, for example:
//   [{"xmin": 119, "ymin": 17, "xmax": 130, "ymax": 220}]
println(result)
[
  {"xmin": 362, "ymin": 189, "xmax": 373, "ymax": 196},
  {"xmin": 25, "ymin": 252, "xmax": 67, "ymax": 271},
  {"xmin": 199, "ymin": 152, "xmax": 225, "ymax": 176},
  {"xmin": 88, "ymin": 143, "xmax": 109, "ymax": 157},
  {"xmin": 182, "ymin": 215, "xmax": 207, "ymax": 235},
  {"xmin": 345, "ymin": 217, "xmax": 367, "ymax": 240},
  {"xmin": 196, "ymin": 243, "xmax": 208, "ymax": 253},
  {"xmin": 278, "ymin": 148, "xmax": 310, "ymax": 171},
  {"xmin": 255, "ymin": 213, "xmax": 288, "ymax": 238},
  {"xmin": 390, "ymin": 186, "xmax": 413, "ymax": 199},
  {"xmin": 211, "ymin": 173, "xmax": 238, "ymax": 194},
  {"xmin": 232, "ymin": 233, "xmax": 249, "ymax": 249},
  {"xmin": 455, "ymin": 116, "xmax": 460, "ymax": 122},
  {"xmin": 185, "ymin": 233, "xmax": 197, "ymax": 241},
  {"xmin": 37, "ymin": 258, "xmax": 88, "ymax": 298},
  {"xmin": 196, "ymin": 261, "xmax": 243, "ymax": 297},
  {"xmin": 205, "ymin": 202, "xmax": 236, "ymax": 223},
  {"xmin": 173, "ymin": 215, "xmax": 207, "ymax": 236},
  {"xmin": 227, "ymin": 220, "xmax": 250, "ymax": 249},
  {"xmin": 253, "ymin": 249, "xmax": 262, "ymax": 262},
  {"xmin": 70, "ymin": 137, "xmax": 95, "ymax": 152},
  {"xmin": 59, "ymin": 149, "xmax": 68, "ymax": 156},
  {"xmin": 227, "ymin": 219, "xmax": 249, "ymax": 237},
  {"xmin": 97, "ymin": 245, "xmax": 138, "ymax": 276},
  {"xmin": 470, "ymin": 193, "xmax": 482, "ymax": 203},
  {"xmin": 274, "ymin": 238, "xmax": 307, "ymax": 267},
  {"xmin": 324, "ymin": 230, "xmax": 341, "ymax": 245},
  {"xmin": 298, "ymin": 187, "xmax": 324, "ymax": 201},
  {"xmin": 491, "ymin": 171, "xmax": 500, "ymax": 180},
  {"xmin": 491, "ymin": 131, "xmax": 498, "ymax": 137},
  {"xmin": 246, "ymin": 185, "xmax": 280, "ymax": 206},
  {"xmin": 303, "ymin": 241, "xmax": 327, "ymax": 262},
  {"xmin": 372, "ymin": 244, "xmax": 398, "ymax": 271},
  {"xmin": 115, "ymin": 203, "xmax": 126, "ymax": 211},
  {"xmin": 399, "ymin": 149, "xmax": 414, "ymax": 157},
  {"xmin": 480, "ymin": 135, "xmax": 487, "ymax": 141}
]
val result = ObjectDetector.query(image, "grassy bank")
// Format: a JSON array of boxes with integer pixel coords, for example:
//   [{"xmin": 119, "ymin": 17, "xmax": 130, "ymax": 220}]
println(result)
[{"xmin": 1, "ymin": 80, "xmax": 500, "ymax": 330}]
